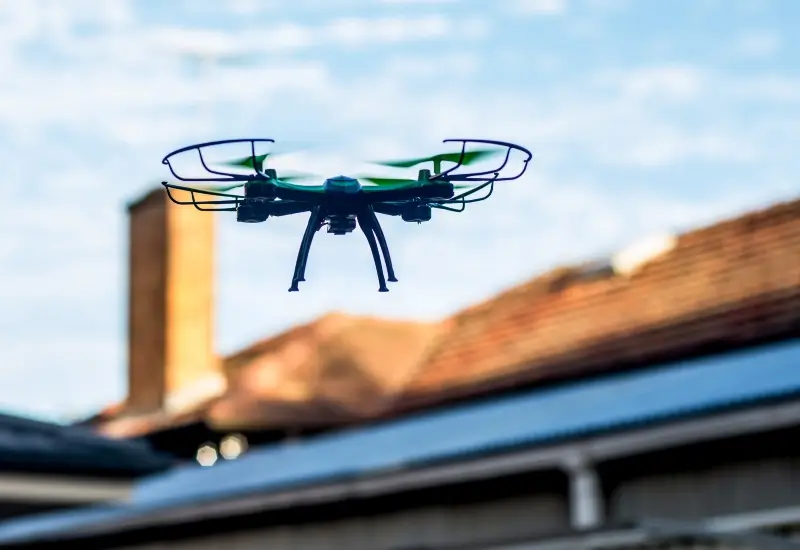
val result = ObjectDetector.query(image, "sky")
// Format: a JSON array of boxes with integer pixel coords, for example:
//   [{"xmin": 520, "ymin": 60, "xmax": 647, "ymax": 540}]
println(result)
[{"xmin": 0, "ymin": 0, "xmax": 797, "ymax": 422}]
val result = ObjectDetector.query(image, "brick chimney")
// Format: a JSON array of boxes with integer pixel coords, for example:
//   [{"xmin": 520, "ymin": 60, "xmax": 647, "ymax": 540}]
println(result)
[{"xmin": 126, "ymin": 187, "xmax": 218, "ymax": 415}]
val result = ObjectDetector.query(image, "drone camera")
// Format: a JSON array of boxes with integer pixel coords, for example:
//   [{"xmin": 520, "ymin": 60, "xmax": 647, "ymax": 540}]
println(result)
[
  {"xmin": 327, "ymin": 214, "xmax": 357, "ymax": 235},
  {"xmin": 401, "ymin": 204, "xmax": 432, "ymax": 223},
  {"xmin": 236, "ymin": 202, "xmax": 269, "ymax": 223}
]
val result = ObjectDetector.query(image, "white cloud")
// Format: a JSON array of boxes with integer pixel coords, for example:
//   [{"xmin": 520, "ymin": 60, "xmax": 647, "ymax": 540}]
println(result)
[
  {"xmin": 609, "ymin": 66, "xmax": 704, "ymax": 101},
  {"xmin": 728, "ymin": 75, "xmax": 800, "ymax": 103},
  {"xmin": 379, "ymin": 0, "xmax": 458, "ymax": 4},
  {"xmin": 512, "ymin": 0, "xmax": 568, "ymax": 15},
  {"xmin": 146, "ymin": 14, "xmax": 480, "ymax": 58},
  {"xmin": 735, "ymin": 29, "xmax": 781, "ymax": 58},
  {"xmin": 325, "ymin": 15, "xmax": 450, "ymax": 47}
]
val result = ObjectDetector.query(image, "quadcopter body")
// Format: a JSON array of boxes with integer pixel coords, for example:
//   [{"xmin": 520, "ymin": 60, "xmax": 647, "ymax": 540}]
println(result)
[{"xmin": 161, "ymin": 138, "xmax": 532, "ymax": 292}]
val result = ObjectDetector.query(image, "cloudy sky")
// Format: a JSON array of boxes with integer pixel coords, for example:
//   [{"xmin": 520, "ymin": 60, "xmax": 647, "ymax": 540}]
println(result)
[{"xmin": 0, "ymin": 0, "xmax": 797, "ymax": 421}]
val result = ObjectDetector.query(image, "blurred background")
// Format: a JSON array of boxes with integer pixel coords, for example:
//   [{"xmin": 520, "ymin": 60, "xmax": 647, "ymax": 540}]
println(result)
[{"xmin": 0, "ymin": 0, "xmax": 798, "ymax": 549}]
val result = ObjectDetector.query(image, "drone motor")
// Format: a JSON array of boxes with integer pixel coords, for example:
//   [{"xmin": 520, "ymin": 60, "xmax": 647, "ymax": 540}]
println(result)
[
  {"xmin": 236, "ymin": 201, "xmax": 269, "ymax": 223},
  {"xmin": 401, "ymin": 204, "xmax": 432, "ymax": 223}
]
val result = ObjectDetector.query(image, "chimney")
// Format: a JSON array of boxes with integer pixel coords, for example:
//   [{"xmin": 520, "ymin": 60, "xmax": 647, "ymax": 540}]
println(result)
[{"xmin": 126, "ymin": 187, "xmax": 217, "ymax": 415}]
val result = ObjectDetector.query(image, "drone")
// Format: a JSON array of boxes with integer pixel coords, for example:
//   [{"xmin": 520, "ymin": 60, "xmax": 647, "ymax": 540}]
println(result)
[{"xmin": 161, "ymin": 138, "xmax": 532, "ymax": 292}]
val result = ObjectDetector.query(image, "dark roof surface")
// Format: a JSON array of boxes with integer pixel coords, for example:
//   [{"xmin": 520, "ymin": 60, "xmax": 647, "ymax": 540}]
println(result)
[
  {"xmin": 0, "ymin": 340, "xmax": 798, "ymax": 545},
  {"xmin": 0, "ymin": 412, "xmax": 173, "ymax": 477}
]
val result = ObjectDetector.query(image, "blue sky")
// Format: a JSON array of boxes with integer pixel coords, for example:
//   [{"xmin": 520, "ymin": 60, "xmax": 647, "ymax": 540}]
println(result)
[{"xmin": 0, "ymin": 0, "xmax": 797, "ymax": 421}]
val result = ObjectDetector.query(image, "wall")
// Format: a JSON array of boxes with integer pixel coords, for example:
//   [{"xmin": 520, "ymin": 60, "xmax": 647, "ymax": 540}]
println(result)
[
  {"xmin": 114, "ymin": 492, "xmax": 569, "ymax": 550},
  {"xmin": 604, "ymin": 427, "xmax": 800, "ymax": 523}
]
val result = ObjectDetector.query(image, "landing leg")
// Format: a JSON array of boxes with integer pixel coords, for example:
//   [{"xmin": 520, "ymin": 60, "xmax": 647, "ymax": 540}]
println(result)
[
  {"xmin": 297, "ymin": 210, "xmax": 324, "ymax": 283},
  {"xmin": 289, "ymin": 207, "xmax": 323, "ymax": 292},
  {"xmin": 356, "ymin": 210, "xmax": 389, "ymax": 292},
  {"xmin": 368, "ymin": 207, "xmax": 398, "ymax": 282}
]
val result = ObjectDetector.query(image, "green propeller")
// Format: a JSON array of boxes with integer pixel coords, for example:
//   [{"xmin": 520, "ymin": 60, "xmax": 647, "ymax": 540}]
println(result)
[
  {"xmin": 357, "ymin": 176, "xmax": 474, "ymax": 190},
  {"xmin": 372, "ymin": 148, "xmax": 501, "ymax": 174},
  {"xmin": 195, "ymin": 172, "xmax": 316, "ymax": 193},
  {"xmin": 359, "ymin": 177, "xmax": 421, "ymax": 188},
  {"xmin": 222, "ymin": 153, "xmax": 271, "ymax": 171}
]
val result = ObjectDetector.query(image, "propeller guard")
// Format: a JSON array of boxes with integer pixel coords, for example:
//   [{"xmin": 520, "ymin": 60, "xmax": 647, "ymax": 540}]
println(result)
[
  {"xmin": 162, "ymin": 138, "xmax": 277, "ymax": 183},
  {"xmin": 430, "ymin": 139, "xmax": 533, "ymax": 183}
]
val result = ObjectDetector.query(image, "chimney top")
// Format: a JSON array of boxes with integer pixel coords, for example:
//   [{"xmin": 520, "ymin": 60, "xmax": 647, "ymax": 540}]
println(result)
[{"xmin": 127, "ymin": 187, "xmax": 165, "ymax": 212}]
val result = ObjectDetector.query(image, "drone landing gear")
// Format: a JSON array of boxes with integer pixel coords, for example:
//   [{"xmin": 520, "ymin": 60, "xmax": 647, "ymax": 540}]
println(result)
[
  {"xmin": 368, "ymin": 208, "xmax": 398, "ymax": 283},
  {"xmin": 288, "ymin": 206, "xmax": 398, "ymax": 292},
  {"xmin": 356, "ymin": 211, "xmax": 390, "ymax": 292},
  {"xmin": 289, "ymin": 207, "xmax": 324, "ymax": 292}
]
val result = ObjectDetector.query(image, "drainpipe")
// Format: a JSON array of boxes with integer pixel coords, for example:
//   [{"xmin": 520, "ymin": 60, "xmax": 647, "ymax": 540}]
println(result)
[{"xmin": 563, "ymin": 452, "xmax": 605, "ymax": 530}]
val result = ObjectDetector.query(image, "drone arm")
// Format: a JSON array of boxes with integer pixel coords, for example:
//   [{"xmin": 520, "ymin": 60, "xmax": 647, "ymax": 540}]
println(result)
[
  {"xmin": 428, "ymin": 183, "xmax": 493, "ymax": 213},
  {"xmin": 371, "ymin": 203, "xmax": 404, "ymax": 216},
  {"xmin": 275, "ymin": 188, "xmax": 325, "ymax": 204},
  {"xmin": 364, "ymin": 183, "xmax": 454, "ymax": 204},
  {"xmin": 436, "ymin": 175, "xmax": 497, "ymax": 205},
  {"xmin": 266, "ymin": 201, "xmax": 314, "ymax": 217}
]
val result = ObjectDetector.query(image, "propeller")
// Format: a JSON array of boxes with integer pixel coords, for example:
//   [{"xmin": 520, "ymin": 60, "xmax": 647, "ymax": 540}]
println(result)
[
  {"xmin": 357, "ymin": 176, "xmax": 473, "ymax": 190},
  {"xmin": 193, "ymin": 149, "xmax": 316, "ymax": 192},
  {"xmin": 193, "ymin": 172, "xmax": 317, "ymax": 193},
  {"xmin": 222, "ymin": 152, "xmax": 271, "ymax": 171},
  {"xmin": 371, "ymin": 148, "xmax": 501, "ymax": 174},
  {"xmin": 359, "ymin": 177, "xmax": 420, "ymax": 187}
]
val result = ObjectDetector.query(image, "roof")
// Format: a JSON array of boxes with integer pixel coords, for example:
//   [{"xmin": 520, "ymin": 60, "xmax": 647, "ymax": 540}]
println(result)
[
  {"xmin": 0, "ymin": 412, "xmax": 173, "ymax": 477},
  {"xmin": 88, "ymin": 198, "xmax": 800, "ymax": 437},
  {"xmin": 395, "ymin": 198, "xmax": 800, "ymax": 411},
  {"xmin": 94, "ymin": 313, "xmax": 444, "ymax": 437},
  {"xmin": 1, "ymin": 340, "xmax": 798, "ymax": 545}
]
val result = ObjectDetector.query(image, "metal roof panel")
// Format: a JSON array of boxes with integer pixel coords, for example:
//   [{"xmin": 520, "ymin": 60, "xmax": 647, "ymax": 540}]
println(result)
[{"xmin": 0, "ymin": 341, "xmax": 798, "ymax": 545}]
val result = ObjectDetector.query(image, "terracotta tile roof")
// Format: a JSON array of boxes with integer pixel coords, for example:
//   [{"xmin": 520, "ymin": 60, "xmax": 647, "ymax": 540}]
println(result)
[
  {"xmin": 210, "ymin": 312, "xmax": 445, "ymax": 428},
  {"xmin": 94, "ymin": 313, "xmax": 444, "ymax": 436},
  {"xmin": 91, "ymin": 198, "xmax": 798, "ymax": 438},
  {"xmin": 392, "ymin": 198, "xmax": 800, "ymax": 412}
]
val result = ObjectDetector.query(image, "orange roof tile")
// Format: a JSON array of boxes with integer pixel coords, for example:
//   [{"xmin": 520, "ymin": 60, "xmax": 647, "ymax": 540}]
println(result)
[
  {"xmin": 213, "ymin": 312, "xmax": 445, "ymax": 428},
  {"xmin": 393, "ymin": 198, "xmax": 800, "ymax": 412},
  {"xmin": 95, "ymin": 313, "xmax": 444, "ymax": 436},
  {"xmin": 92, "ymin": 198, "xmax": 799, "ymax": 438}
]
